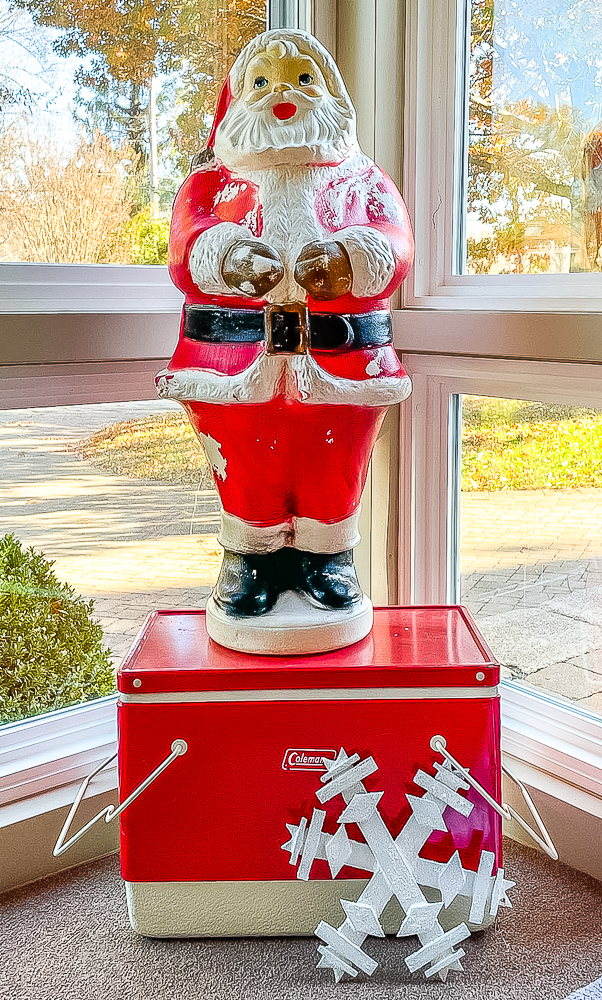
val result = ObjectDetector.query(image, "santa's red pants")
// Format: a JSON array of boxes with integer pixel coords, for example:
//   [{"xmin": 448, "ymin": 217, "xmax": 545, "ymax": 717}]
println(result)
[{"xmin": 183, "ymin": 396, "xmax": 386, "ymax": 554}]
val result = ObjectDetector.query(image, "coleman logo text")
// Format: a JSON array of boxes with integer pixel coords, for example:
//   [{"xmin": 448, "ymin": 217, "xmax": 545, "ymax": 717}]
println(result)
[{"xmin": 282, "ymin": 749, "xmax": 337, "ymax": 771}]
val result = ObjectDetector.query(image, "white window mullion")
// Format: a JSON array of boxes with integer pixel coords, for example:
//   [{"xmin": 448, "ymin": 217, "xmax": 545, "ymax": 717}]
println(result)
[{"xmin": 404, "ymin": 370, "xmax": 450, "ymax": 605}]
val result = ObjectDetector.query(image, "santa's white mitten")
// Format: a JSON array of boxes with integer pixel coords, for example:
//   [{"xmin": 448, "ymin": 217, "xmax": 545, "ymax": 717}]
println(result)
[{"xmin": 221, "ymin": 240, "xmax": 284, "ymax": 298}]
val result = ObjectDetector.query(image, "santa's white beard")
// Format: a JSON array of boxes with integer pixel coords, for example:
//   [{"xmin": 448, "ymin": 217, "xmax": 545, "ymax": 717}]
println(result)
[{"xmin": 213, "ymin": 90, "xmax": 355, "ymax": 170}]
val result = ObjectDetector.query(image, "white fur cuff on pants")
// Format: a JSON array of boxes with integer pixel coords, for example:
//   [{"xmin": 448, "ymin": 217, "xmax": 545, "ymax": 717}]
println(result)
[{"xmin": 219, "ymin": 508, "xmax": 362, "ymax": 554}]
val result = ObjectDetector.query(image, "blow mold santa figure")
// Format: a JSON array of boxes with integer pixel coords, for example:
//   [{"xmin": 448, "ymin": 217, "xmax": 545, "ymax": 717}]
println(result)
[{"xmin": 156, "ymin": 28, "xmax": 414, "ymax": 654}]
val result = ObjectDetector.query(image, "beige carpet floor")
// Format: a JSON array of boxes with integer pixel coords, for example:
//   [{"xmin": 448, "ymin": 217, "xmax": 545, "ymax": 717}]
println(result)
[{"xmin": 1, "ymin": 839, "xmax": 601, "ymax": 1000}]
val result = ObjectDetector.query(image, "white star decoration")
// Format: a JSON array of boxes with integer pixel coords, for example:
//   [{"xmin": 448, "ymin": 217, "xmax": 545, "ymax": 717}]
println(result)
[{"xmin": 281, "ymin": 746, "xmax": 514, "ymax": 984}]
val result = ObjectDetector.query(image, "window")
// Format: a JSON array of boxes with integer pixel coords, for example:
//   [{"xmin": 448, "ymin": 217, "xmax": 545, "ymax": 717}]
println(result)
[
  {"xmin": 399, "ymin": 351, "xmax": 602, "ymax": 875},
  {"xmin": 404, "ymin": 0, "xmax": 602, "ymax": 311},
  {"xmin": 0, "ymin": 0, "xmax": 268, "ymax": 312},
  {"xmin": 4, "ymin": 0, "xmax": 602, "ymax": 890},
  {"xmin": 0, "ymin": 399, "xmax": 221, "ymax": 727},
  {"xmin": 464, "ymin": 1, "xmax": 602, "ymax": 278},
  {"xmin": 1, "ymin": 0, "xmax": 266, "ymax": 264},
  {"xmin": 460, "ymin": 393, "xmax": 602, "ymax": 717}
]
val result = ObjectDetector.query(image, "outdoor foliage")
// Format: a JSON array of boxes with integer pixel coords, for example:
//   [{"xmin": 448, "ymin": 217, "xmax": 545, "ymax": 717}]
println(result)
[
  {"xmin": 80, "ymin": 411, "xmax": 214, "ymax": 487},
  {"xmin": 0, "ymin": 130, "xmax": 135, "ymax": 262},
  {"xmin": 8, "ymin": 0, "xmax": 265, "ymax": 171},
  {"xmin": 467, "ymin": 0, "xmax": 602, "ymax": 274},
  {"xmin": 462, "ymin": 396, "xmax": 602, "ymax": 490},
  {"xmin": 81, "ymin": 402, "xmax": 602, "ymax": 495},
  {"xmin": 0, "ymin": 533, "xmax": 115, "ymax": 725},
  {"xmin": 0, "ymin": 0, "xmax": 264, "ymax": 261},
  {"xmin": 120, "ymin": 205, "xmax": 170, "ymax": 264}
]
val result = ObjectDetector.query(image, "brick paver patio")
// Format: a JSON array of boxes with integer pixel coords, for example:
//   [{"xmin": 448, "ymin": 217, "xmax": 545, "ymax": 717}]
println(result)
[{"xmin": 461, "ymin": 490, "xmax": 602, "ymax": 714}]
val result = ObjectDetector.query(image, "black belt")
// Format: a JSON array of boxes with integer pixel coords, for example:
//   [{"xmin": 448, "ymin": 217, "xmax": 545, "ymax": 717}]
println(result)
[{"xmin": 183, "ymin": 305, "xmax": 392, "ymax": 351}]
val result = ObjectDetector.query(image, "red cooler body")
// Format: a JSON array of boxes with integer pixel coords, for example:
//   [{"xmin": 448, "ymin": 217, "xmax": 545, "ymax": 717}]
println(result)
[{"xmin": 117, "ymin": 605, "xmax": 501, "ymax": 937}]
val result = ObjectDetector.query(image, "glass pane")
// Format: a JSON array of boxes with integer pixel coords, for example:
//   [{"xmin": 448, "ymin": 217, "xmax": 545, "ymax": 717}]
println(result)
[
  {"xmin": 0, "ymin": 401, "xmax": 220, "ymax": 724},
  {"xmin": 460, "ymin": 395, "xmax": 602, "ymax": 716},
  {"xmin": 0, "ymin": 0, "xmax": 265, "ymax": 263},
  {"xmin": 464, "ymin": 0, "xmax": 602, "ymax": 274}
]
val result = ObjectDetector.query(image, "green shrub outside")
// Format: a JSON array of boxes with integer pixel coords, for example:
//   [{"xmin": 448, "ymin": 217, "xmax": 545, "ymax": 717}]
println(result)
[
  {"xmin": 121, "ymin": 206, "xmax": 170, "ymax": 264},
  {"xmin": 0, "ymin": 534, "xmax": 115, "ymax": 725}
]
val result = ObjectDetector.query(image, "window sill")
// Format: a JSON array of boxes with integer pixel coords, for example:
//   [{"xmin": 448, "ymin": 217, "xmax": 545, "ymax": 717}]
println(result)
[
  {"xmin": 0, "ymin": 263, "xmax": 183, "ymax": 314},
  {"xmin": 394, "ymin": 310, "xmax": 602, "ymax": 365},
  {"xmin": 0, "ymin": 697, "xmax": 117, "ymax": 810}
]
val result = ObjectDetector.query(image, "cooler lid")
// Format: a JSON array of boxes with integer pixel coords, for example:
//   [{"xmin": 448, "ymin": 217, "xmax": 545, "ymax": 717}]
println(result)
[{"xmin": 118, "ymin": 606, "xmax": 499, "ymax": 694}]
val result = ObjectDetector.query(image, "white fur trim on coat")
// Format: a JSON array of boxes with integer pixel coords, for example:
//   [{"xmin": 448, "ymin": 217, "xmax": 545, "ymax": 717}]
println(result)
[
  {"xmin": 155, "ymin": 354, "xmax": 285, "ymax": 405},
  {"xmin": 189, "ymin": 222, "xmax": 263, "ymax": 296},
  {"xmin": 219, "ymin": 508, "xmax": 361, "ymax": 554},
  {"xmin": 220, "ymin": 511, "xmax": 291, "ymax": 553},
  {"xmin": 291, "ymin": 353, "xmax": 412, "ymax": 407},
  {"xmin": 337, "ymin": 226, "xmax": 396, "ymax": 298},
  {"xmin": 294, "ymin": 511, "xmax": 361, "ymax": 553},
  {"xmin": 156, "ymin": 352, "xmax": 411, "ymax": 407}
]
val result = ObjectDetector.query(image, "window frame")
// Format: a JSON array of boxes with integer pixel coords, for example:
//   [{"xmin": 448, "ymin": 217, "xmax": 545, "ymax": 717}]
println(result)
[
  {"xmin": 404, "ymin": 0, "xmax": 602, "ymax": 312},
  {"xmin": 0, "ymin": 697, "xmax": 117, "ymax": 810},
  {"xmin": 0, "ymin": 264, "xmax": 183, "ymax": 315},
  {"xmin": 399, "ymin": 0, "xmax": 602, "ymax": 877},
  {"xmin": 399, "ymin": 350, "xmax": 602, "ymax": 874}
]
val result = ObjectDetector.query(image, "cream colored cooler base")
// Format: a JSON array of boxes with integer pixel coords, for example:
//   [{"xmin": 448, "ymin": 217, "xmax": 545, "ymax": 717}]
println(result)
[
  {"xmin": 206, "ymin": 591, "xmax": 373, "ymax": 654},
  {"xmin": 125, "ymin": 879, "xmax": 494, "ymax": 938}
]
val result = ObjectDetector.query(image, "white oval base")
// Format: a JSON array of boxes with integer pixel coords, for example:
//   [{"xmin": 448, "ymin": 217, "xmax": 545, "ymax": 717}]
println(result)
[{"xmin": 206, "ymin": 590, "xmax": 373, "ymax": 655}]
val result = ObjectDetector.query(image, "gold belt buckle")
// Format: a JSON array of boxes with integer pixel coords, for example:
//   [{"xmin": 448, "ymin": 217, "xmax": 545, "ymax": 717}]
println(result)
[{"xmin": 264, "ymin": 302, "xmax": 309, "ymax": 355}]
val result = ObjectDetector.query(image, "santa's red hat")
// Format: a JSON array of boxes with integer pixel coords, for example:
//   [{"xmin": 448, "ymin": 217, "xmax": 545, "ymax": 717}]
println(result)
[{"xmin": 205, "ymin": 28, "xmax": 356, "ymax": 153}]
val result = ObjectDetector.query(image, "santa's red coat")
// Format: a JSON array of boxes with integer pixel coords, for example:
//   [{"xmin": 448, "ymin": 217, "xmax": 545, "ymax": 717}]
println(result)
[{"xmin": 161, "ymin": 154, "xmax": 414, "ymax": 548}]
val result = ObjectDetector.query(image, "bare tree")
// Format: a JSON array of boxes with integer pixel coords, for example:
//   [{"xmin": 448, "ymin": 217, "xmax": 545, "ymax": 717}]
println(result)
[{"xmin": 0, "ymin": 130, "xmax": 135, "ymax": 262}]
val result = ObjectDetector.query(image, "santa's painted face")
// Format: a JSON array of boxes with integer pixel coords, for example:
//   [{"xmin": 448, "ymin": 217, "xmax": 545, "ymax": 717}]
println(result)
[
  {"xmin": 213, "ymin": 43, "xmax": 355, "ymax": 170},
  {"xmin": 242, "ymin": 50, "xmax": 329, "ymax": 117}
]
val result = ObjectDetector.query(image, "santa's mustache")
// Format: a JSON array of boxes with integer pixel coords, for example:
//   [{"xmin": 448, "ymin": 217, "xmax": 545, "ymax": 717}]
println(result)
[
  {"xmin": 244, "ymin": 88, "xmax": 322, "ymax": 114},
  {"xmin": 213, "ymin": 86, "xmax": 354, "ymax": 167}
]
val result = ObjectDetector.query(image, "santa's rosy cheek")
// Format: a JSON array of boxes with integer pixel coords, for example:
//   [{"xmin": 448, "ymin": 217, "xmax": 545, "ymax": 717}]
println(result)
[{"xmin": 273, "ymin": 102, "xmax": 297, "ymax": 120}]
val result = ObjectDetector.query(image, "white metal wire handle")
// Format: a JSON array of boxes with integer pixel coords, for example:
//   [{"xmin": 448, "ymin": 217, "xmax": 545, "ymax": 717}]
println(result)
[
  {"xmin": 430, "ymin": 735, "xmax": 558, "ymax": 860},
  {"xmin": 53, "ymin": 739, "xmax": 188, "ymax": 857}
]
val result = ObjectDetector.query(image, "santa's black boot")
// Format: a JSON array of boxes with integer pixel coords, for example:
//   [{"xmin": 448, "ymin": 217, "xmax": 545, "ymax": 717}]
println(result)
[
  {"xmin": 213, "ymin": 550, "xmax": 282, "ymax": 617},
  {"xmin": 297, "ymin": 550, "xmax": 363, "ymax": 609}
]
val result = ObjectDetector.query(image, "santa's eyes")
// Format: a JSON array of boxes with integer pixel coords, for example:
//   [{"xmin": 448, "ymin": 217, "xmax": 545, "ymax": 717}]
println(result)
[{"xmin": 252, "ymin": 72, "xmax": 313, "ymax": 89}]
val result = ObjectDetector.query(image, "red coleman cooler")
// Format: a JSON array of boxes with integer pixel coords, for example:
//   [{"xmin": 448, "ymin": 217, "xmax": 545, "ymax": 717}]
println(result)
[{"xmin": 116, "ymin": 605, "xmax": 502, "ymax": 938}]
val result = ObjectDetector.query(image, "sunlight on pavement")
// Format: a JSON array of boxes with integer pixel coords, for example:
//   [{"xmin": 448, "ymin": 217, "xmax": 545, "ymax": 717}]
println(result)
[
  {"xmin": 1, "ymin": 402, "xmax": 222, "ymax": 677},
  {"xmin": 53, "ymin": 535, "xmax": 222, "ymax": 595}
]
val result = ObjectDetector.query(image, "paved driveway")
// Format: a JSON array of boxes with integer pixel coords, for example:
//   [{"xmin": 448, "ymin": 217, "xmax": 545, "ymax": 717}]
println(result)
[{"xmin": 0, "ymin": 401, "xmax": 221, "ymax": 669}]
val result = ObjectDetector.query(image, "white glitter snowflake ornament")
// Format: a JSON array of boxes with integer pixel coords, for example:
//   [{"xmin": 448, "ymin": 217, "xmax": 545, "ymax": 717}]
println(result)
[{"xmin": 281, "ymin": 746, "xmax": 514, "ymax": 983}]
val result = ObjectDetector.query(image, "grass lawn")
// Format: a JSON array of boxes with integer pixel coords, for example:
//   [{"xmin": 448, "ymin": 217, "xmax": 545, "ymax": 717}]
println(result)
[
  {"xmin": 79, "ymin": 411, "xmax": 214, "ymax": 488},
  {"xmin": 462, "ymin": 397, "xmax": 602, "ymax": 490},
  {"xmin": 79, "ymin": 398, "xmax": 602, "ymax": 493}
]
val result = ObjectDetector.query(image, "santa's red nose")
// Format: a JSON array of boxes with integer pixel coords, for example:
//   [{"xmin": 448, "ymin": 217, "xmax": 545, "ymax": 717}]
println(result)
[{"xmin": 273, "ymin": 102, "xmax": 297, "ymax": 120}]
